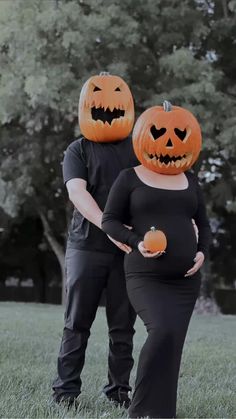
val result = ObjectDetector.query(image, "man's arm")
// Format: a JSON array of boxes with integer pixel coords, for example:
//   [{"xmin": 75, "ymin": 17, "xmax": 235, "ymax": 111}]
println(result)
[
  {"xmin": 66, "ymin": 178, "xmax": 131, "ymax": 253},
  {"xmin": 66, "ymin": 178, "xmax": 102, "ymax": 229}
]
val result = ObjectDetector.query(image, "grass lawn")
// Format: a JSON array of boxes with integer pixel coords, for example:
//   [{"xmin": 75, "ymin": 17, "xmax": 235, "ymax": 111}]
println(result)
[{"xmin": 0, "ymin": 302, "xmax": 235, "ymax": 418}]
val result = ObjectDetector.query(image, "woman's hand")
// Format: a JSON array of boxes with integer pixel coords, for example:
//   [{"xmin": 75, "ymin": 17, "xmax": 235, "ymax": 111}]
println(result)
[
  {"xmin": 138, "ymin": 241, "xmax": 165, "ymax": 258},
  {"xmin": 185, "ymin": 251, "xmax": 205, "ymax": 277}
]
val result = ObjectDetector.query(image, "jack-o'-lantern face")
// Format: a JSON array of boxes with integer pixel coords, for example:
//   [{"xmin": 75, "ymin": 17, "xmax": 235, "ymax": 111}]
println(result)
[
  {"xmin": 132, "ymin": 101, "xmax": 202, "ymax": 175},
  {"xmin": 79, "ymin": 72, "xmax": 135, "ymax": 142}
]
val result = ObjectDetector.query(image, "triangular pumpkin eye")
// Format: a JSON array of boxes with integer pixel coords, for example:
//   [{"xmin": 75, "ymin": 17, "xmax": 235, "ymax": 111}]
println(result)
[
  {"xmin": 115, "ymin": 87, "xmax": 121, "ymax": 91},
  {"xmin": 150, "ymin": 125, "xmax": 166, "ymax": 140},
  {"xmin": 174, "ymin": 128, "xmax": 187, "ymax": 141},
  {"xmin": 93, "ymin": 86, "xmax": 101, "ymax": 92}
]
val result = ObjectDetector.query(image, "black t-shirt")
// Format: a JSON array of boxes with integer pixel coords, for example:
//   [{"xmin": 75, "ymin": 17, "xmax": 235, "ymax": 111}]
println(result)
[
  {"xmin": 102, "ymin": 168, "xmax": 211, "ymax": 277},
  {"xmin": 63, "ymin": 136, "xmax": 139, "ymax": 253}
]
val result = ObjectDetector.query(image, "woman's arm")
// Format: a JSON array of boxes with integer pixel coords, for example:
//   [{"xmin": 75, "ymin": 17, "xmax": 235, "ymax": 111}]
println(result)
[
  {"xmin": 185, "ymin": 181, "xmax": 211, "ymax": 277},
  {"xmin": 193, "ymin": 183, "xmax": 212, "ymax": 256},
  {"xmin": 102, "ymin": 170, "xmax": 143, "ymax": 249}
]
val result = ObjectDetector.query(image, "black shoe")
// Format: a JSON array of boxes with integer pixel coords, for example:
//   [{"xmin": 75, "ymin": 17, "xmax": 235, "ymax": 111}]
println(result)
[
  {"xmin": 53, "ymin": 393, "xmax": 79, "ymax": 409},
  {"xmin": 106, "ymin": 389, "xmax": 131, "ymax": 409}
]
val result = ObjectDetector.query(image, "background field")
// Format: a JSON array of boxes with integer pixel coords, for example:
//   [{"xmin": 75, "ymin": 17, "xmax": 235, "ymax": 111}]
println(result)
[{"xmin": 0, "ymin": 302, "xmax": 235, "ymax": 418}]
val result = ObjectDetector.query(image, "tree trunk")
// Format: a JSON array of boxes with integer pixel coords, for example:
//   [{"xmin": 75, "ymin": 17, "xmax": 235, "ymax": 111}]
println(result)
[
  {"xmin": 221, "ymin": 0, "xmax": 229, "ymax": 18},
  {"xmin": 38, "ymin": 210, "xmax": 66, "ymax": 305}
]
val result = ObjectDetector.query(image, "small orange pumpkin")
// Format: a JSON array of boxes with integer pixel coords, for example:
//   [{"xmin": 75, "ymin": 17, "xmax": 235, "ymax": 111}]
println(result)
[
  {"xmin": 132, "ymin": 101, "xmax": 202, "ymax": 175},
  {"xmin": 144, "ymin": 226, "xmax": 167, "ymax": 252},
  {"xmin": 79, "ymin": 72, "xmax": 135, "ymax": 142}
]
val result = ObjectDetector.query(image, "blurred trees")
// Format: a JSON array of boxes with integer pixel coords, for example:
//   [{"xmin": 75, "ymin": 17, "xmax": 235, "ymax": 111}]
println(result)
[{"xmin": 0, "ymin": 0, "xmax": 236, "ymax": 300}]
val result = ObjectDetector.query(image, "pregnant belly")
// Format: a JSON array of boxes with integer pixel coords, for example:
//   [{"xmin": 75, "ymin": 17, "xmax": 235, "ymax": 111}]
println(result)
[{"xmin": 125, "ymin": 221, "xmax": 198, "ymax": 277}]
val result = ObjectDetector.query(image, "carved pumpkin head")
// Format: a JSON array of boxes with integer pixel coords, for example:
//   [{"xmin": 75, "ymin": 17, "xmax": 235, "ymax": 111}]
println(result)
[
  {"xmin": 79, "ymin": 72, "xmax": 135, "ymax": 142},
  {"xmin": 132, "ymin": 101, "xmax": 202, "ymax": 175}
]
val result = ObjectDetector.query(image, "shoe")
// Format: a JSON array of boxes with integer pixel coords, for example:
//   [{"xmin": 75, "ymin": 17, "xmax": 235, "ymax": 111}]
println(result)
[
  {"xmin": 106, "ymin": 388, "xmax": 131, "ymax": 409},
  {"xmin": 53, "ymin": 393, "xmax": 79, "ymax": 409}
]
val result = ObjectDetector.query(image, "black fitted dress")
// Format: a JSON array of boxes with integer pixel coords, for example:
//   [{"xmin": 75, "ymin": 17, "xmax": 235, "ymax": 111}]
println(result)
[{"xmin": 102, "ymin": 168, "xmax": 211, "ymax": 419}]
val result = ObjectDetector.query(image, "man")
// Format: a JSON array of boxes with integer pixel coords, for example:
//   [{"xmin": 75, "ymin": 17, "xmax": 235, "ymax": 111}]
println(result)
[{"xmin": 52, "ymin": 72, "xmax": 138, "ymax": 408}]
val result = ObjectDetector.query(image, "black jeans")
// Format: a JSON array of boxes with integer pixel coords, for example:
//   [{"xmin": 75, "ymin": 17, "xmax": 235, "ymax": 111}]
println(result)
[
  {"xmin": 52, "ymin": 249, "xmax": 136, "ymax": 399},
  {"xmin": 126, "ymin": 273, "xmax": 200, "ymax": 419}
]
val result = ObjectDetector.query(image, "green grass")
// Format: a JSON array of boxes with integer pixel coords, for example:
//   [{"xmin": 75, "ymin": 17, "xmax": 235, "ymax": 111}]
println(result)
[{"xmin": 0, "ymin": 303, "xmax": 235, "ymax": 418}]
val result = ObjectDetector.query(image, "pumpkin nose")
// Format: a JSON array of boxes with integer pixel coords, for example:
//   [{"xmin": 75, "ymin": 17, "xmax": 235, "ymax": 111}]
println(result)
[{"xmin": 166, "ymin": 138, "xmax": 173, "ymax": 147}]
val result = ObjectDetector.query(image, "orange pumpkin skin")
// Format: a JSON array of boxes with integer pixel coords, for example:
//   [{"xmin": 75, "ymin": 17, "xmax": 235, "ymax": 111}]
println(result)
[
  {"xmin": 132, "ymin": 101, "xmax": 202, "ymax": 175},
  {"xmin": 79, "ymin": 73, "xmax": 135, "ymax": 143},
  {"xmin": 144, "ymin": 227, "xmax": 167, "ymax": 253}
]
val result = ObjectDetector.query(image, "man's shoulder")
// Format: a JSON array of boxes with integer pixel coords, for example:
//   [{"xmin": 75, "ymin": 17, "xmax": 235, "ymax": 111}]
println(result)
[
  {"xmin": 64, "ymin": 137, "xmax": 91, "ymax": 161},
  {"xmin": 65, "ymin": 136, "xmax": 135, "ymax": 163},
  {"xmin": 67, "ymin": 136, "xmax": 109, "ymax": 153},
  {"xmin": 67, "ymin": 135, "xmax": 132, "ymax": 148},
  {"xmin": 66, "ymin": 136, "xmax": 86, "ymax": 151},
  {"xmin": 116, "ymin": 135, "xmax": 132, "ymax": 147}
]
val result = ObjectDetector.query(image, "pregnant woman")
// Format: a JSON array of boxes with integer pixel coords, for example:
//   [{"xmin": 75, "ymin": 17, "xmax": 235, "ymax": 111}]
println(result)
[{"xmin": 102, "ymin": 102, "xmax": 211, "ymax": 418}]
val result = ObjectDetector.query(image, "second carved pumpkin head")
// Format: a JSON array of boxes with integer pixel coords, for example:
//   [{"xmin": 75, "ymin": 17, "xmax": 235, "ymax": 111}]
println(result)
[
  {"xmin": 79, "ymin": 72, "xmax": 135, "ymax": 142},
  {"xmin": 132, "ymin": 101, "xmax": 202, "ymax": 175}
]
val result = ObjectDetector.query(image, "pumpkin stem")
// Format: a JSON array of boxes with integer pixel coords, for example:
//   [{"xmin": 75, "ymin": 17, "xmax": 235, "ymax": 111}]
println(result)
[
  {"xmin": 163, "ymin": 100, "xmax": 172, "ymax": 112},
  {"xmin": 150, "ymin": 226, "xmax": 156, "ymax": 231},
  {"xmin": 99, "ymin": 71, "xmax": 110, "ymax": 76}
]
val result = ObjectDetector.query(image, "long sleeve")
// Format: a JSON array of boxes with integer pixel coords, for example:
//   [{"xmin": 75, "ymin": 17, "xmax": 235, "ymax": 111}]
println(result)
[
  {"xmin": 102, "ymin": 169, "xmax": 143, "ymax": 248},
  {"xmin": 193, "ymin": 182, "xmax": 212, "ymax": 256}
]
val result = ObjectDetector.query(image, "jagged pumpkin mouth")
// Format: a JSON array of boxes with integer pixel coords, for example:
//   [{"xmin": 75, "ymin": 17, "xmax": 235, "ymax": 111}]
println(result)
[
  {"xmin": 91, "ymin": 106, "xmax": 125, "ymax": 125},
  {"xmin": 144, "ymin": 152, "xmax": 193, "ymax": 168}
]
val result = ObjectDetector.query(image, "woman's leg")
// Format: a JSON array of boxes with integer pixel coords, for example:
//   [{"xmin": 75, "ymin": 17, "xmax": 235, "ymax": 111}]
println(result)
[{"xmin": 126, "ymin": 275, "xmax": 200, "ymax": 418}]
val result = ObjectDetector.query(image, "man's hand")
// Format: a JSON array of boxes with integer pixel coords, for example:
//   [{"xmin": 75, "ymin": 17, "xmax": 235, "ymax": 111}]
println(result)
[
  {"xmin": 138, "ymin": 241, "xmax": 165, "ymax": 258},
  {"xmin": 185, "ymin": 251, "xmax": 205, "ymax": 277},
  {"xmin": 107, "ymin": 225, "xmax": 133, "ymax": 253},
  {"xmin": 108, "ymin": 235, "xmax": 132, "ymax": 254}
]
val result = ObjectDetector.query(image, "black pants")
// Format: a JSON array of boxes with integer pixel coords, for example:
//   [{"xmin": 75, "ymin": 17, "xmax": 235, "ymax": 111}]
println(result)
[
  {"xmin": 126, "ymin": 273, "xmax": 200, "ymax": 419},
  {"xmin": 52, "ymin": 249, "xmax": 136, "ymax": 399}
]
